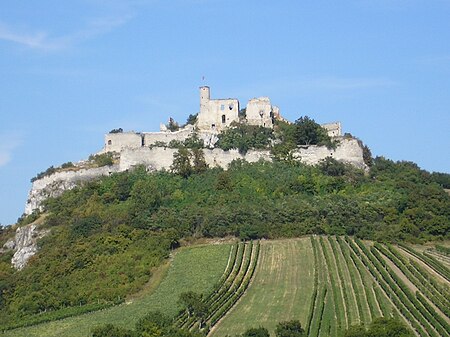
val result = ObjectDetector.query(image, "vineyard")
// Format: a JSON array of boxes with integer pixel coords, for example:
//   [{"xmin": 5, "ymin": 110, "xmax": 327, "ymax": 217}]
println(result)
[
  {"xmin": 3, "ymin": 237, "xmax": 449, "ymax": 337},
  {"xmin": 212, "ymin": 237, "xmax": 450, "ymax": 337},
  {"xmin": 174, "ymin": 241, "xmax": 260, "ymax": 332}
]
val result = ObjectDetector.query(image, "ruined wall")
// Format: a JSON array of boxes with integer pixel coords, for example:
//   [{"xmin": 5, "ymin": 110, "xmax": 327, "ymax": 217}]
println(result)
[
  {"xmin": 143, "ymin": 125, "xmax": 195, "ymax": 146},
  {"xmin": 104, "ymin": 132, "xmax": 142, "ymax": 152},
  {"xmin": 196, "ymin": 86, "xmax": 240, "ymax": 132},
  {"xmin": 322, "ymin": 122, "xmax": 342, "ymax": 137},
  {"xmin": 119, "ymin": 138, "xmax": 364, "ymax": 171},
  {"xmin": 25, "ymin": 139, "xmax": 365, "ymax": 215},
  {"xmin": 119, "ymin": 147, "xmax": 272, "ymax": 171},
  {"xmin": 293, "ymin": 138, "xmax": 365, "ymax": 169},
  {"xmin": 245, "ymin": 97, "xmax": 274, "ymax": 128}
]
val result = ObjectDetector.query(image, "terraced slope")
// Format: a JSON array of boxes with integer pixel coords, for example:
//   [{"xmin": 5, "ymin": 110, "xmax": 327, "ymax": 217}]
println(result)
[
  {"xmin": 3, "ymin": 243, "xmax": 231, "ymax": 337},
  {"xmin": 3, "ymin": 237, "xmax": 449, "ymax": 337},
  {"xmin": 212, "ymin": 237, "xmax": 449, "ymax": 337},
  {"xmin": 211, "ymin": 238, "xmax": 315, "ymax": 336}
]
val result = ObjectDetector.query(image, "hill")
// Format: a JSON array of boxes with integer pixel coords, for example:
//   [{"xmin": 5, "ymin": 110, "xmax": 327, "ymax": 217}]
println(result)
[
  {"xmin": 1, "ymin": 144, "xmax": 449, "ymax": 334},
  {"xmin": 3, "ymin": 237, "xmax": 449, "ymax": 337}
]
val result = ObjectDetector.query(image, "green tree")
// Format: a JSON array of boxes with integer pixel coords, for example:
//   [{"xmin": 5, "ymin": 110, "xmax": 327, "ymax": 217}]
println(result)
[
  {"xmin": 192, "ymin": 148, "xmax": 208, "ymax": 174},
  {"xmin": 344, "ymin": 317, "xmax": 414, "ymax": 337},
  {"xmin": 171, "ymin": 148, "xmax": 192, "ymax": 178},
  {"xmin": 242, "ymin": 327, "xmax": 270, "ymax": 337},
  {"xmin": 166, "ymin": 118, "xmax": 179, "ymax": 132},
  {"xmin": 215, "ymin": 171, "xmax": 233, "ymax": 191},
  {"xmin": 367, "ymin": 317, "xmax": 414, "ymax": 337},
  {"xmin": 293, "ymin": 116, "xmax": 331, "ymax": 146},
  {"xmin": 275, "ymin": 320, "xmax": 305, "ymax": 337},
  {"xmin": 135, "ymin": 311, "xmax": 170, "ymax": 337},
  {"xmin": 92, "ymin": 324, "xmax": 136, "ymax": 337},
  {"xmin": 185, "ymin": 113, "xmax": 198, "ymax": 126},
  {"xmin": 178, "ymin": 291, "xmax": 207, "ymax": 321}
]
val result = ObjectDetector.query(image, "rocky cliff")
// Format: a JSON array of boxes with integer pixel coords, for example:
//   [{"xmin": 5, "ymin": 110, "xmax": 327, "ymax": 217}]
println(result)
[
  {"xmin": 25, "ymin": 165, "xmax": 120, "ymax": 215},
  {"xmin": 25, "ymin": 138, "xmax": 365, "ymax": 216},
  {"xmin": 2, "ymin": 222, "xmax": 49, "ymax": 270}
]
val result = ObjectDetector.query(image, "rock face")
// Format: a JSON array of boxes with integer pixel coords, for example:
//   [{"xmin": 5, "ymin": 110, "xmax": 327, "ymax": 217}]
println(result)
[
  {"xmin": 18, "ymin": 138, "xmax": 366, "ymax": 269},
  {"xmin": 25, "ymin": 139, "xmax": 366, "ymax": 216},
  {"xmin": 25, "ymin": 165, "xmax": 120, "ymax": 215},
  {"xmin": 2, "ymin": 224, "xmax": 48, "ymax": 270}
]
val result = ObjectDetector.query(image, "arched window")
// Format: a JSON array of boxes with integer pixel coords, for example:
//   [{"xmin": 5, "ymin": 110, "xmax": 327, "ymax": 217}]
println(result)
[
  {"xmin": 107, "ymin": 140, "xmax": 112, "ymax": 145},
  {"xmin": 222, "ymin": 115, "xmax": 226, "ymax": 123}
]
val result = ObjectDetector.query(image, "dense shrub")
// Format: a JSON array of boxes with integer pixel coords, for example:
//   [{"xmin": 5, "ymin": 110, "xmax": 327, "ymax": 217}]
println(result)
[
  {"xmin": 31, "ymin": 166, "xmax": 57, "ymax": 182},
  {"xmin": 1, "ymin": 156, "xmax": 449, "ymax": 327},
  {"xmin": 88, "ymin": 153, "xmax": 114, "ymax": 167},
  {"xmin": 216, "ymin": 122, "xmax": 273, "ymax": 154}
]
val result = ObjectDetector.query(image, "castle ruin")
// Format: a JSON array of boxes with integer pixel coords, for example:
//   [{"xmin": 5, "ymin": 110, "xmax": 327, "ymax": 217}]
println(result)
[{"xmin": 103, "ymin": 86, "xmax": 341, "ymax": 153}]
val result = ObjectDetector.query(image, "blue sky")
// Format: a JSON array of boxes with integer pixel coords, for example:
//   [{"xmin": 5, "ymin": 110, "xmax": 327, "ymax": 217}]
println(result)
[{"xmin": 1, "ymin": 0, "xmax": 449, "ymax": 225}]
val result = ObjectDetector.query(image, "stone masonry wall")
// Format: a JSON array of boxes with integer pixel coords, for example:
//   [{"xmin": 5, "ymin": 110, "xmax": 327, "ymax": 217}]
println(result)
[{"xmin": 25, "ymin": 138, "xmax": 365, "ymax": 215}]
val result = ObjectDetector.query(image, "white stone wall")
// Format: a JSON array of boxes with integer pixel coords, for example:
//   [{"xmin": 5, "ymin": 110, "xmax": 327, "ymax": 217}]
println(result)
[
  {"xmin": 245, "ymin": 97, "xmax": 274, "ymax": 128},
  {"xmin": 293, "ymin": 138, "xmax": 365, "ymax": 169},
  {"xmin": 143, "ymin": 125, "xmax": 195, "ymax": 146},
  {"xmin": 119, "ymin": 147, "xmax": 272, "ymax": 171},
  {"xmin": 26, "ymin": 138, "xmax": 365, "ymax": 215},
  {"xmin": 120, "ymin": 147, "xmax": 177, "ymax": 171},
  {"xmin": 197, "ymin": 86, "xmax": 240, "ymax": 131},
  {"xmin": 119, "ymin": 139, "xmax": 364, "ymax": 172},
  {"xmin": 104, "ymin": 132, "xmax": 142, "ymax": 152},
  {"xmin": 321, "ymin": 122, "xmax": 342, "ymax": 137}
]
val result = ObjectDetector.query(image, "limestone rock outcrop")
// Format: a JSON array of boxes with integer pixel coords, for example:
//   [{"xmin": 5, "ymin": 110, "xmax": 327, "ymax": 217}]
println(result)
[
  {"xmin": 25, "ymin": 165, "xmax": 120, "ymax": 215},
  {"xmin": 2, "ymin": 223, "xmax": 48, "ymax": 270}
]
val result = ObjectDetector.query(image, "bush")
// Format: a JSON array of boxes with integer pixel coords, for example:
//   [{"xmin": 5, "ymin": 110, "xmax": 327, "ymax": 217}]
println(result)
[
  {"xmin": 185, "ymin": 113, "xmax": 198, "ymax": 126},
  {"xmin": 275, "ymin": 320, "xmax": 305, "ymax": 337},
  {"xmin": 61, "ymin": 161, "xmax": 75, "ymax": 169},
  {"xmin": 293, "ymin": 116, "xmax": 333, "ymax": 147},
  {"xmin": 88, "ymin": 153, "xmax": 114, "ymax": 167},
  {"xmin": 183, "ymin": 133, "xmax": 204, "ymax": 149},
  {"xmin": 242, "ymin": 327, "xmax": 270, "ymax": 337},
  {"xmin": 92, "ymin": 324, "xmax": 136, "ymax": 337},
  {"xmin": 31, "ymin": 166, "xmax": 57, "ymax": 182},
  {"xmin": 166, "ymin": 118, "xmax": 180, "ymax": 132},
  {"xmin": 344, "ymin": 317, "xmax": 414, "ymax": 337},
  {"xmin": 216, "ymin": 122, "xmax": 273, "ymax": 154}
]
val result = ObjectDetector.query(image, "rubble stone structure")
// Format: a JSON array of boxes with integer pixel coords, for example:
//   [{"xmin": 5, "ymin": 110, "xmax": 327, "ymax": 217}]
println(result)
[
  {"xmin": 197, "ymin": 86, "xmax": 240, "ymax": 132},
  {"xmin": 101, "ymin": 86, "xmax": 341, "ymax": 153},
  {"xmin": 322, "ymin": 122, "xmax": 342, "ymax": 137},
  {"xmin": 245, "ymin": 97, "xmax": 275, "ymax": 128}
]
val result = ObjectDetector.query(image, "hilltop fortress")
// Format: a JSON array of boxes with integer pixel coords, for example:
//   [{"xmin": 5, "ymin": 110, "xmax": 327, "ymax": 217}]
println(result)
[
  {"xmin": 103, "ymin": 87, "xmax": 342, "ymax": 153},
  {"xmin": 24, "ymin": 87, "xmax": 363, "ymax": 217}
]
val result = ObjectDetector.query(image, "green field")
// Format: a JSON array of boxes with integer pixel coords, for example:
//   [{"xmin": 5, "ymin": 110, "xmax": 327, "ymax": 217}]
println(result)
[
  {"xmin": 2, "ymin": 243, "xmax": 230, "ymax": 337},
  {"xmin": 212, "ymin": 237, "xmax": 449, "ymax": 337},
  {"xmin": 3, "ymin": 237, "xmax": 449, "ymax": 337},
  {"xmin": 211, "ymin": 238, "xmax": 315, "ymax": 336}
]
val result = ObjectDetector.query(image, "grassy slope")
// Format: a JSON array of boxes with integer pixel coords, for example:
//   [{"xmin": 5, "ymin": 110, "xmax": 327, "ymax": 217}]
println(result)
[
  {"xmin": 2, "ymin": 244, "xmax": 230, "ymax": 337},
  {"xmin": 211, "ymin": 238, "xmax": 315, "ymax": 337},
  {"xmin": 212, "ymin": 237, "xmax": 398, "ymax": 337}
]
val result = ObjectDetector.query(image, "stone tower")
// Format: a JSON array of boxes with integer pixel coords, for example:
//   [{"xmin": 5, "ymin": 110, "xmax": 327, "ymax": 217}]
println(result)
[{"xmin": 196, "ymin": 86, "xmax": 239, "ymax": 131}]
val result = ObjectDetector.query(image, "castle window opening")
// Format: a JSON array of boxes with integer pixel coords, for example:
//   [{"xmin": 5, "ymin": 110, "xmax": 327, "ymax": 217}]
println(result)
[
  {"xmin": 108, "ymin": 140, "xmax": 112, "ymax": 145},
  {"xmin": 220, "ymin": 104, "xmax": 225, "ymax": 110},
  {"xmin": 211, "ymin": 124, "xmax": 216, "ymax": 129},
  {"xmin": 229, "ymin": 104, "xmax": 234, "ymax": 110},
  {"xmin": 222, "ymin": 115, "xmax": 226, "ymax": 123}
]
